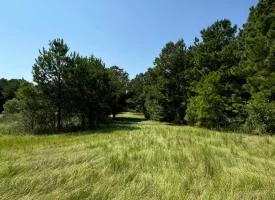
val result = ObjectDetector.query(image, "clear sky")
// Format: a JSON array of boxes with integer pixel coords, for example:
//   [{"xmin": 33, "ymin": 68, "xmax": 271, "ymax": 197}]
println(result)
[{"xmin": 0, "ymin": 0, "xmax": 258, "ymax": 81}]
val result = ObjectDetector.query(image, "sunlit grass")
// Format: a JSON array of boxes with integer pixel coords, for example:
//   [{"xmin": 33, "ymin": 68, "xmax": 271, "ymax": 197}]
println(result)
[{"xmin": 1, "ymin": 112, "xmax": 275, "ymax": 199}]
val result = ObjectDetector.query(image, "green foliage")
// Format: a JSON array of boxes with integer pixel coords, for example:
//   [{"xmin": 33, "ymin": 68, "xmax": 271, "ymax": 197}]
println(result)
[
  {"xmin": 1, "ymin": 39, "xmax": 127, "ymax": 133},
  {"xmin": 245, "ymin": 101, "xmax": 275, "ymax": 134},
  {"xmin": 1, "ymin": 79, "xmax": 21, "ymax": 100},
  {"xmin": 144, "ymin": 85, "xmax": 164, "ymax": 121},
  {"xmin": 2, "ymin": 98, "xmax": 20, "ymax": 114},
  {"xmin": 130, "ymin": 6, "xmax": 275, "ymax": 133},
  {"xmin": 67, "ymin": 53, "xmax": 112, "ymax": 128},
  {"xmin": 127, "ymin": 73, "xmax": 146, "ymax": 112},
  {"xmin": 3, "ymin": 38, "xmax": 132, "ymax": 133},
  {"xmin": 142, "ymin": 40, "xmax": 191, "ymax": 123},
  {"xmin": 33, "ymin": 38, "xmax": 70, "ymax": 132},
  {"xmin": 0, "ymin": 79, "xmax": 22, "ymax": 113},
  {"xmin": 185, "ymin": 19, "xmax": 245, "ymax": 129},
  {"xmin": 107, "ymin": 66, "xmax": 129, "ymax": 119},
  {"xmin": 137, "ymin": 19, "xmax": 247, "ymax": 129},
  {"xmin": 15, "ymin": 81, "xmax": 54, "ymax": 133},
  {"xmin": 185, "ymin": 72, "xmax": 225, "ymax": 128},
  {"xmin": 240, "ymin": 0, "xmax": 275, "ymax": 134}
]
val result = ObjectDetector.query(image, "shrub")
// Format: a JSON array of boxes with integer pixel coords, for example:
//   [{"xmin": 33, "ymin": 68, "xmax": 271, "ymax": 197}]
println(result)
[
  {"xmin": 2, "ymin": 98, "xmax": 20, "ymax": 114},
  {"xmin": 244, "ymin": 101, "xmax": 275, "ymax": 134}
]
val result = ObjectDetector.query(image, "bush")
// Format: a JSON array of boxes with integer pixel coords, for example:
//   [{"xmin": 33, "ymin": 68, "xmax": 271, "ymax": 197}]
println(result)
[
  {"xmin": 2, "ymin": 98, "xmax": 20, "ymax": 114},
  {"xmin": 0, "ymin": 123, "xmax": 26, "ymax": 136},
  {"xmin": 244, "ymin": 101, "xmax": 275, "ymax": 134},
  {"xmin": 144, "ymin": 98, "xmax": 163, "ymax": 121},
  {"xmin": 185, "ymin": 73, "xmax": 226, "ymax": 128},
  {"xmin": 1, "ymin": 99, "xmax": 22, "ymax": 124}
]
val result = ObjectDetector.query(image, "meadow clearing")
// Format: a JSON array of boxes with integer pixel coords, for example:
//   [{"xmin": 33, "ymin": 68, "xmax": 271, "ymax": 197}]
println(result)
[{"xmin": 1, "ymin": 112, "xmax": 275, "ymax": 200}]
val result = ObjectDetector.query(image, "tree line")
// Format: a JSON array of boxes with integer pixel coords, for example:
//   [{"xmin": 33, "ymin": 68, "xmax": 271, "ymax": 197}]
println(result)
[
  {"xmin": 1, "ymin": 0, "xmax": 274, "ymax": 134},
  {"xmin": 1, "ymin": 39, "xmax": 129, "ymax": 133},
  {"xmin": 127, "ymin": 0, "xmax": 275, "ymax": 134}
]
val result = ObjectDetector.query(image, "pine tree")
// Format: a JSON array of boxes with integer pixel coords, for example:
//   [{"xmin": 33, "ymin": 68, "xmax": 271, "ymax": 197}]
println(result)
[{"xmin": 33, "ymin": 39, "xmax": 70, "ymax": 132}]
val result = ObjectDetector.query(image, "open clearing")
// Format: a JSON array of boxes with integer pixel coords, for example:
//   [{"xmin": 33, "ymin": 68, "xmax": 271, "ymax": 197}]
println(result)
[{"xmin": 1, "ymin": 112, "xmax": 275, "ymax": 199}]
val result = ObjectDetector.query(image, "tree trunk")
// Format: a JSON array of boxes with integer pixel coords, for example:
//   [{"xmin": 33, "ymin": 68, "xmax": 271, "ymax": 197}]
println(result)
[
  {"xmin": 81, "ymin": 111, "xmax": 86, "ymax": 129},
  {"xmin": 57, "ymin": 72, "xmax": 61, "ymax": 132},
  {"xmin": 88, "ymin": 110, "xmax": 95, "ymax": 128},
  {"xmin": 53, "ymin": 113, "xmax": 56, "ymax": 132},
  {"xmin": 31, "ymin": 116, "xmax": 34, "ymax": 130},
  {"xmin": 58, "ymin": 105, "xmax": 61, "ymax": 132}
]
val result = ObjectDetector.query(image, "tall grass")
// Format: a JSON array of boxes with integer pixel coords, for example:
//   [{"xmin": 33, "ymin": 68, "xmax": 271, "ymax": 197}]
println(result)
[{"xmin": 1, "ymin": 112, "xmax": 275, "ymax": 199}]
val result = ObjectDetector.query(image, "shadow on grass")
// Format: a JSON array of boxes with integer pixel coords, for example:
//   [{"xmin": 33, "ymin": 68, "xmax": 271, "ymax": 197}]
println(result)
[
  {"xmin": 114, "ymin": 117, "xmax": 146, "ymax": 124},
  {"xmin": 131, "ymin": 112, "xmax": 145, "ymax": 116},
  {"xmin": 59, "ymin": 115, "xmax": 147, "ymax": 136},
  {"xmin": 1, "ymin": 113, "xmax": 147, "ymax": 136},
  {"xmin": 95, "ymin": 115, "xmax": 146, "ymax": 133}
]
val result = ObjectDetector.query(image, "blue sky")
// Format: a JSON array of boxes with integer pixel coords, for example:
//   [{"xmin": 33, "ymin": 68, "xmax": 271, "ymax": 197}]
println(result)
[{"xmin": 0, "ymin": 0, "xmax": 258, "ymax": 81}]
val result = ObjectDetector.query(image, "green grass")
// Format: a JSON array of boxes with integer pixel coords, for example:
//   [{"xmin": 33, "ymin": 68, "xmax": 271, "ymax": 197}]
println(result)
[{"xmin": 1, "ymin": 112, "xmax": 275, "ymax": 199}]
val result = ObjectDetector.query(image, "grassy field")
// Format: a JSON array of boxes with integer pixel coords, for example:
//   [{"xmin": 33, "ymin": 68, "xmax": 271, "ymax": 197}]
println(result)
[{"xmin": 1, "ymin": 112, "xmax": 275, "ymax": 199}]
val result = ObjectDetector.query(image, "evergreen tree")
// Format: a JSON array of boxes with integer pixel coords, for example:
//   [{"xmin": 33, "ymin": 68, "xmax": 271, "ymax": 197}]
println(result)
[
  {"xmin": 67, "ymin": 54, "xmax": 111, "ymax": 128},
  {"xmin": 127, "ymin": 73, "xmax": 146, "ymax": 112},
  {"xmin": 33, "ymin": 39, "xmax": 70, "ymax": 132},
  {"xmin": 108, "ymin": 66, "xmax": 129, "ymax": 119},
  {"xmin": 241, "ymin": 0, "xmax": 275, "ymax": 133},
  {"xmin": 144, "ymin": 39, "xmax": 191, "ymax": 123},
  {"xmin": 185, "ymin": 20, "xmax": 246, "ymax": 128}
]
